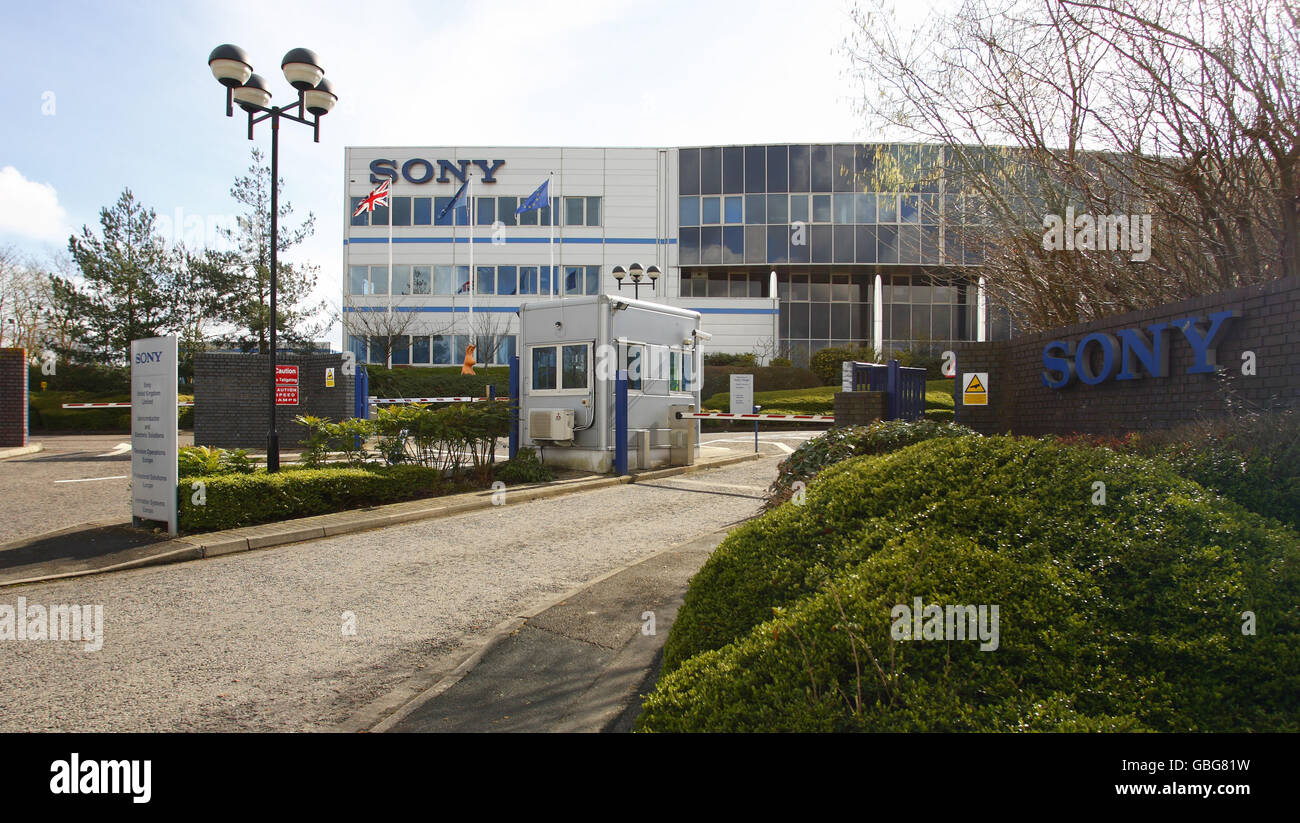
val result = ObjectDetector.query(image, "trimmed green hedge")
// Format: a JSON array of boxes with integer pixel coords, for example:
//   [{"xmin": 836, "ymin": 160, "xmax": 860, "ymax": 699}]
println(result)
[
  {"xmin": 178, "ymin": 464, "xmax": 447, "ymax": 532},
  {"xmin": 644, "ymin": 436, "xmax": 1300, "ymax": 731},
  {"xmin": 30, "ymin": 391, "xmax": 194, "ymax": 431},
  {"xmin": 700, "ymin": 366, "xmax": 822, "ymax": 402},
  {"xmin": 364, "ymin": 365, "xmax": 509, "ymax": 400}
]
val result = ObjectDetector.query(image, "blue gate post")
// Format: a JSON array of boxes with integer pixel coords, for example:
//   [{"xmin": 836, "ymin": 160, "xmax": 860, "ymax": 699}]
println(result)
[
  {"xmin": 614, "ymin": 369, "xmax": 629, "ymax": 475},
  {"xmin": 353, "ymin": 365, "xmax": 369, "ymax": 451},
  {"xmin": 886, "ymin": 359, "xmax": 900, "ymax": 421},
  {"xmin": 508, "ymin": 355, "xmax": 520, "ymax": 461}
]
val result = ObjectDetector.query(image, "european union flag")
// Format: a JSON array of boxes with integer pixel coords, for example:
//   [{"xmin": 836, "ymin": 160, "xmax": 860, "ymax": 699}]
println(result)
[
  {"xmin": 515, "ymin": 179, "xmax": 550, "ymax": 215},
  {"xmin": 437, "ymin": 179, "xmax": 469, "ymax": 222}
]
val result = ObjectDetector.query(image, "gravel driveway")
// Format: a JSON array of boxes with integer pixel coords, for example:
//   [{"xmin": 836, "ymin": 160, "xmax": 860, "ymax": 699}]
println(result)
[{"xmin": 0, "ymin": 456, "xmax": 780, "ymax": 732}]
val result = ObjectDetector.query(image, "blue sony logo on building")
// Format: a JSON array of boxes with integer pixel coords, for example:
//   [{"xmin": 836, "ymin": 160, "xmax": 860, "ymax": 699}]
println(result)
[
  {"xmin": 369, "ymin": 158, "xmax": 505, "ymax": 185},
  {"xmin": 1042, "ymin": 310, "xmax": 1237, "ymax": 389}
]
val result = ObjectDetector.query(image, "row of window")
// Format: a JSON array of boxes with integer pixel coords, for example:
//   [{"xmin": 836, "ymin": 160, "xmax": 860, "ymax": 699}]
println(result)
[
  {"xmin": 680, "ymin": 144, "xmax": 944, "ymax": 196},
  {"xmin": 350, "ymin": 196, "xmax": 602, "ymax": 229},
  {"xmin": 348, "ymin": 264, "xmax": 602, "ymax": 296},
  {"xmin": 529, "ymin": 343, "xmax": 695, "ymax": 395},
  {"xmin": 679, "ymin": 224, "xmax": 984, "ymax": 266},
  {"xmin": 679, "ymin": 272, "xmax": 769, "ymax": 298},
  {"xmin": 680, "ymin": 192, "xmax": 946, "ymax": 227},
  {"xmin": 347, "ymin": 334, "xmax": 517, "ymax": 366},
  {"xmin": 779, "ymin": 301, "xmax": 977, "ymax": 344}
]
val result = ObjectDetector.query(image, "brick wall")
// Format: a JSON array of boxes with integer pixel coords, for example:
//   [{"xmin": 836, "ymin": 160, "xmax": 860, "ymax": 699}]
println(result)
[
  {"xmin": 194, "ymin": 353, "xmax": 356, "ymax": 449},
  {"xmin": 0, "ymin": 348, "xmax": 28, "ymax": 447},
  {"xmin": 953, "ymin": 275, "xmax": 1300, "ymax": 436},
  {"xmin": 833, "ymin": 391, "xmax": 886, "ymax": 427}
]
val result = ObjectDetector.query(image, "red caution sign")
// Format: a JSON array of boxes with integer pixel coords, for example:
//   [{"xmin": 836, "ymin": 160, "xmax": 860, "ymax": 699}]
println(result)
[{"xmin": 276, "ymin": 365, "xmax": 299, "ymax": 406}]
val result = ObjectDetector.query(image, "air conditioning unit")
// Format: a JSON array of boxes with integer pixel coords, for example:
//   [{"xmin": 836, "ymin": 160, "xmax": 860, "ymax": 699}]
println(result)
[{"xmin": 530, "ymin": 408, "xmax": 575, "ymax": 440}]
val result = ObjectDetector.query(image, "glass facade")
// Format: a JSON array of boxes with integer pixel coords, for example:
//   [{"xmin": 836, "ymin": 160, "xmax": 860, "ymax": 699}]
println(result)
[{"xmin": 678, "ymin": 143, "xmax": 1010, "ymax": 364}]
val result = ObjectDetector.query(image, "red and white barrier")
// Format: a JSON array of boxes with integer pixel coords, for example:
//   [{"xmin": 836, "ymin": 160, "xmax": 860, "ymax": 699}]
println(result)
[
  {"xmin": 675, "ymin": 412, "xmax": 834, "ymax": 422},
  {"xmin": 62, "ymin": 402, "xmax": 195, "ymax": 409},
  {"xmin": 369, "ymin": 396, "xmax": 510, "ymax": 405}
]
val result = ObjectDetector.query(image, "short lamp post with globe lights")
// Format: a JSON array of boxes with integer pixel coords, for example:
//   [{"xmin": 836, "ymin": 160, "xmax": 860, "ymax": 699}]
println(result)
[
  {"xmin": 610, "ymin": 263, "xmax": 660, "ymax": 300},
  {"xmin": 207, "ymin": 44, "xmax": 337, "ymax": 472}
]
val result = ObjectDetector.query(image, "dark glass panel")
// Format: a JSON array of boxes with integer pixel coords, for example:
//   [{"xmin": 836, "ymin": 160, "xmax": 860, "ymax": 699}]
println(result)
[
  {"xmin": 811, "ymin": 144, "xmax": 833, "ymax": 192},
  {"xmin": 723, "ymin": 146, "xmax": 744, "ymax": 194},
  {"xmin": 788, "ymin": 144, "xmax": 811, "ymax": 192},
  {"xmin": 833, "ymin": 145, "xmax": 856, "ymax": 192},
  {"xmin": 767, "ymin": 225, "xmax": 788, "ymax": 263},
  {"xmin": 745, "ymin": 226, "xmax": 766, "ymax": 263},
  {"xmin": 833, "ymin": 225, "xmax": 855, "ymax": 263},
  {"xmin": 811, "ymin": 224, "xmax": 832, "ymax": 263},
  {"xmin": 723, "ymin": 226, "xmax": 744, "ymax": 263},
  {"xmin": 679, "ymin": 227, "xmax": 700, "ymax": 265},
  {"xmin": 745, "ymin": 145, "xmax": 766, "ymax": 192},
  {"xmin": 700, "ymin": 147, "xmax": 722, "ymax": 195},
  {"xmin": 680, "ymin": 148, "xmax": 700, "ymax": 196},
  {"xmin": 766, "ymin": 145, "xmax": 788, "ymax": 192},
  {"xmin": 701, "ymin": 226, "xmax": 723, "ymax": 264}
]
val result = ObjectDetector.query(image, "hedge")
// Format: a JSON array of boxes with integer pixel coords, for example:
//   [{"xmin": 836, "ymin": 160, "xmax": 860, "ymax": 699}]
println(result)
[
  {"xmin": 177, "ymin": 464, "xmax": 447, "ymax": 531},
  {"xmin": 642, "ymin": 436, "xmax": 1300, "ymax": 731},
  {"xmin": 364, "ymin": 365, "xmax": 509, "ymax": 400},
  {"xmin": 700, "ymin": 366, "xmax": 822, "ymax": 402},
  {"xmin": 29, "ymin": 391, "xmax": 194, "ymax": 431}
]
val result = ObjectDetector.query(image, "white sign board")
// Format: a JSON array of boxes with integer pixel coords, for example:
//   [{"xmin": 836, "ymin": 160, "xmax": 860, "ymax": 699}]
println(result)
[
  {"xmin": 730, "ymin": 373, "xmax": 755, "ymax": 414},
  {"xmin": 131, "ymin": 335, "xmax": 178, "ymax": 535}
]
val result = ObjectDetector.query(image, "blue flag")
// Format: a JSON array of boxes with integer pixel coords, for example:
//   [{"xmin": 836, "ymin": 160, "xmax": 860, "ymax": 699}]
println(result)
[
  {"xmin": 515, "ymin": 179, "xmax": 550, "ymax": 215},
  {"xmin": 437, "ymin": 179, "xmax": 469, "ymax": 222}
]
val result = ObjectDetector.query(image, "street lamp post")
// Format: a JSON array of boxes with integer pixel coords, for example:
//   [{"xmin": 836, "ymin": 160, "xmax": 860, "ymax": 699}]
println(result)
[
  {"xmin": 611, "ymin": 263, "xmax": 660, "ymax": 300},
  {"xmin": 208, "ymin": 44, "xmax": 337, "ymax": 472}
]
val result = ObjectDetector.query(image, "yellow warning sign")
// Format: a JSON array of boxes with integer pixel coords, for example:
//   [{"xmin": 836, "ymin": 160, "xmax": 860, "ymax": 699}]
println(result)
[
  {"xmin": 325, "ymin": 367, "xmax": 336, "ymax": 388},
  {"xmin": 962, "ymin": 372, "xmax": 988, "ymax": 406}
]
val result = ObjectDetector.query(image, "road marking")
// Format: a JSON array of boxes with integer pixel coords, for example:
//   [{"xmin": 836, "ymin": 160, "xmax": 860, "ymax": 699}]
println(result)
[
  {"xmin": 55, "ymin": 475, "xmax": 129, "ymax": 484},
  {"xmin": 96, "ymin": 443, "xmax": 131, "ymax": 457}
]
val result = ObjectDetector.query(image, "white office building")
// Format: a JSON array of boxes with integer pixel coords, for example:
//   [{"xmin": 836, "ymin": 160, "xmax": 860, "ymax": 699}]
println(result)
[{"xmin": 342, "ymin": 144, "xmax": 1010, "ymax": 368}]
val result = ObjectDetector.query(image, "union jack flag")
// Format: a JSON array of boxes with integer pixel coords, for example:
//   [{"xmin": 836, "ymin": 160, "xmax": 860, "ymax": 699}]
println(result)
[{"xmin": 352, "ymin": 180, "xmax": 391, "ymax": 217}]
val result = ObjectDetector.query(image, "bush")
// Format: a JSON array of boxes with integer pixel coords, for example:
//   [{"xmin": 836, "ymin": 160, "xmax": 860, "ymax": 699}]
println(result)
[
  {"xmin": 809, "ymin": 346, "xmax": 881, "ymax": 386},
  {"xmin": 364, "ymin": 365, "xmax": 509, "ymax": 401},
  {"xmin": 642, "ymin": 436, "xmax": 1300, "ymax": 732},
  {"xmin": 703, "ymin": 352, "xmax": 757, "ymax": 366},
  {"xmin": 700, "ymin": 366, "xmax": 822, "ymax": 402},
  {"xmin": 178, "ymin": 445, "xmax": 255, "ymax": 477},
  {"xmin": 770, "ymin": 356, "xmax": 793, "ymax": 368},
  {"xmin": 495, "ymin": 447, "xmax": 554, "ymax": 484},
  {"xmin": 764, "ymin": 419, "xmax": 977, "ymax": 509},
  {"xmin": 28, "ymin": 362, "xmax": 130, "ymax": 394},
  {"xmin": 177, "ymin": 464, "xmax": 447, "ymax": 532}
]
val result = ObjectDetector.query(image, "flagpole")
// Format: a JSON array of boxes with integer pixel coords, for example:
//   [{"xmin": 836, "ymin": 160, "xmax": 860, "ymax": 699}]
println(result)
[
  {"xmin": 549, "ymin": 171, "xmax": 555, "ymax": 300},
  {"xmin": 387, "ymin": 181, "xmax": 393, "ymax": 368},
  {"xmin": 468, "ymin": 172, "xmax": 475, "ymax": 350}
]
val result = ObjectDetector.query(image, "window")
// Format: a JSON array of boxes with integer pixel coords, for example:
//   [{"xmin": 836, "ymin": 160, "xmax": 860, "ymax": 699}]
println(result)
[
  {"xmin": 565, "ymin": 197, "xmax": 584, "ymax": 226},
  {"xmin": 497, "ymin": 265, "xmax": 517, "ymax": 295},
  {"xmin": 670, "ymin": 350, "xmax": 682, "ymax": 392},
  {"xmin": 724, "ymin": 196, "xmax": 743, "ymax": 224},
  {"xmin": 477, "ymin": 265, "xmax": 495, "ymax": 295},
  {"xmin": 682, "ymin": 349, "xmax": 694, "ymax": 392},
  {"xmin": 812, "ymin": 195, "xmax": 831, "ymax": 223},
  {"xmin": 431, "ymin": 335, "xmax": 451, "ymax": 365},
  {"xmin": 519, "ymin": 266, "xmax": 539, "ymax": 295},
  {"xmin": 348, "ymin": 335, "xmax": 367, "ymax": 363},
  {"xmin": 369, "ymin": 266, "xmax": 389, "ymax": 295},
  {"xmin": 350, "ymin": 198, "xmax": 368, "ymax": 227},
  {"xmin": 455, "ymin": 265, "xmax": 470, "ymax": 295},
  {"xmin": 702, "ymin": 197, "xmax": 721, "ymax": 224},
  {"xmin": 789, "ymin": 194, "xmax": 808, "ymax": 224},
  {"xmin": 564, "ymin": 266, "xmax": 584, "ymax": 296},
  {"xmin": 349, "ymin": 265, "xmax": 368, "ymax": 295},
  {"xmin": 391, "ymin": 335, "xmax": 410, "ymax": 365},
  {"xmin": 413, "ymin": 197, "xmax": 432, "ymax": 225},
  {"xmin": 392, "ymin": 197, "xmax": 412, "ymax": 226},
  {"xmin": 433, "ymin": 265, "xmax": 453, "ymax": 295},
  {"xmin": 745, "ymin": 194, "xmax": 765, "ymax": 224},
  {"xmin": 392, "ymin": 265, "xmax": 411, "ymax": 296},
  {"xmin": 411, "ymin": 335, "xmax": 431, "ymax": 364},
  {"xmin": 370, "ymin": 203, "xmax": 389, "ymax": 226},
  {"xmin": 476, "ymin": 196, "xmax": 495, "ymax": 226},
  {"xmin": 680, "ymin": 197, "xmax": 699, "ymax": 227},
  {"xmin": 562, "ymin": 344, "xmax": 588, "ymax": 390},
  {"xmin": 412, "ymin": 265, "xmax": 431, "ymax": 295},
  {"xmin": 624, "ymin": 344, "xmax": 644, "ymax": 390},
  {"xmin": 768, "ymin": 194, "xmax": 788, "ymax": 225},
  {"xmin": 585, "ymin": 197, "xmax": 601, "ymax": 226},
  {"xmin": 497, "ymin": 196, "xmax": 517, "ymax": 226}
]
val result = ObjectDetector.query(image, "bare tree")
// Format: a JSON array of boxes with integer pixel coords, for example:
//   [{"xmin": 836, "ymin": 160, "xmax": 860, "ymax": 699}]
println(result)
[
  {"xmin": 0, "ymin": 246, "xmax": 55, "ymax": 354},
  {"xmin": 846, "ymin": 0, "xmax": 1300, "ymax": 332},
  {"xmin": 342, "ymin": 295, "xmax": 454, "ymax": 367},
  {"xmin": 467, "ymin": 311, "xmax": 516, "ymax": 366}
]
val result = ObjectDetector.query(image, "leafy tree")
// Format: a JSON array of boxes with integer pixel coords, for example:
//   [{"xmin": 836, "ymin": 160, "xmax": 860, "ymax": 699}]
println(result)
[
  {"xmin": 60, "ymin": 189, "xmax": 175, "ymax": 364},
  {"xmin": 208, "ymin": 148, "xmax": 328, "ymax": 353}
]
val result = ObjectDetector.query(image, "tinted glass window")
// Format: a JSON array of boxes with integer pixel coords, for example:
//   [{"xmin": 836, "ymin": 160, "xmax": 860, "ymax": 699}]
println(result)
[
  {"xmin": 412, "ymin": 265, "xmax": 431, "ymax": 295},
  {"xmin": 680, "ymin": 148, "xmax": 700, "ymax": 196},
  {"xmin": 702, "ymin": 197, "xmax": 721, "ymax": 224},
  {"xmin": 768, "ymin": 194, "xmax": 788, "ymax": 224},
  {"xmin": 432, "ymin": 335, "xmax": 451, "ymax": 365},
  {"xmin": 434, "ymin": 197, "xmax": 454, "ymax": 226},
  {"xmin": 811, "ymin": 144, "xmax": 833, "ymax": 192},
  {"xmin": 833, "ymin": 145, "xmax": 856, "ymax": 192},
  {"xmin": 680, "ymin": 197, "xmax": 699, "ymax": 227},
  {"xmin": 477, "ymin": 266, "xmax": 495, "ymax": 295},
  {"xmin": 565, "ymin": 197, "xmax": 584, "ymax": 226},
  {"xmin": 745, "ymin": 146, "xmax": 766, "ymax": 192},
  {"xmin": 497, "ymin": 265, "xmax": 517, "ymax": 295},
  {"xmin": 745, "ymin": 194, "xmax": 765, "ymax": 224},
  {"xmin": 350, "ymin": 198, "xmax": 368, "ymax": 226},
  {"xmin": 700, "ymin": 147, "xmax": 722, "ymax": 195},
  {"xmin": 392, "ymin": 197, "xmax": 412, "ymax": 226},
  {"xmin": 392, "ymin": 264, "xmax": 412, "ymax": 295},
  {"xmin": 411, "ymin": 335, "xmax": 431, "ymax": 364},
  {"xmin": 723, "ymin": 226, "xmax": 744, "ymax": 263},
  {"xmin": 370, "ymin": 203, "xmax": 389, "ymax": 226},
  {"xmin": 586, "ymin": 197, "xmax": 601, "ymax": 226},
  {"xmin": 533, "ymin": 347, "xmax": 557, "ymax": 391},
  {"xmin": 767, "ymin": 225, "xmax": 788, "ymax": 262},
  {"xmin": 433, "ymin": 265, "xmax": 453, "ymax": 295},
  {"xmin": 497, "ymin": 196, "xmax": 517, "ymax": 226},
  {"xmin": 812, "ymin": 195, "xmax": 831, "ymax": 223},
  {"xmin": 701, "ymin": 226, "xmax": 723, "ymax": 264},
  {"xmin": 745, "ymin": 226, "xmax": 766, "ymax": 263},
  {"xmin": 349, "ymin": 265, "xmax": 368, "ymax": 295},
  {"xmin": 789, "ymin": 194, "xmax": 809, "ymax": 224},
  {"xmin": 788, "ymin": 144, "xmax": 811, "ymax": 192},
  {"xmin": 413, "ymin": 197, "xmax": 432, "ymax": 225},
  {"xmin": 562, "ymin": 344, "xmax": 588, "ymax": 389},
  {"xmin": 391, "ymin": 335, "xmax": 410, "ymax": 365},
  {"xmin": 723, "ymin": 146, "xmax": 744, "ymax": 194},
  {"xmin": 833, "ymin": 225, "xmax": 855, "ymax": 263},
  {"xmin": 766, "ymin": 145, "xmax": 788, "ymax": 192},
  {"xmin": 679, "ymin": 227, "xmax": 700, "ymax": 265},
  {"xmin": 833, "ymin": 194, "xmax": 854, "ymax": 224},
  {"xmin": 724, "ymin": 196, "xmax": 743, "ymax": 224}
]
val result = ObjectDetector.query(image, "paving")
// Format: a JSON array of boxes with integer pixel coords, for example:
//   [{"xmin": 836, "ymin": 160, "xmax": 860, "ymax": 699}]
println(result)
[{"xmin": 0, "ymin": 455, "xmax": 785, "ymax": 732}]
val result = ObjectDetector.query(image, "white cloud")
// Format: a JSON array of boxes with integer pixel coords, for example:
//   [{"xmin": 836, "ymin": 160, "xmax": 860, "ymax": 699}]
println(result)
[{"xmin": 0, "ymin": 166, "xmax": 69, "ymax": 243}]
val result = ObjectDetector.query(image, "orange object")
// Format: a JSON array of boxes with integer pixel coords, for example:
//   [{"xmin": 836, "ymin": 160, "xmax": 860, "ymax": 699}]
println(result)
[{"xmin": 461, "ymin": 343, "xmax": 477, "ymax": 375}]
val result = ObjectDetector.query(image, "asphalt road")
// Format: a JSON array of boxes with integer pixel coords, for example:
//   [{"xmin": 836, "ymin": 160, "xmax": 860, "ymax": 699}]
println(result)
[
  {"xmin": 0, "ymin": 430, "xmax": 815, "ymax": 547},
  {"xmin": 0, "ymin": 455, "xmax": 788, "ymax": 732}
]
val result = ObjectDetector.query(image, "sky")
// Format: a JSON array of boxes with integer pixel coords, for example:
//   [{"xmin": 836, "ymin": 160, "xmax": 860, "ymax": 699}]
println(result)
[{"xmin": 0, "ymin": 0, "xmax": 927, "ymax": 348}]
